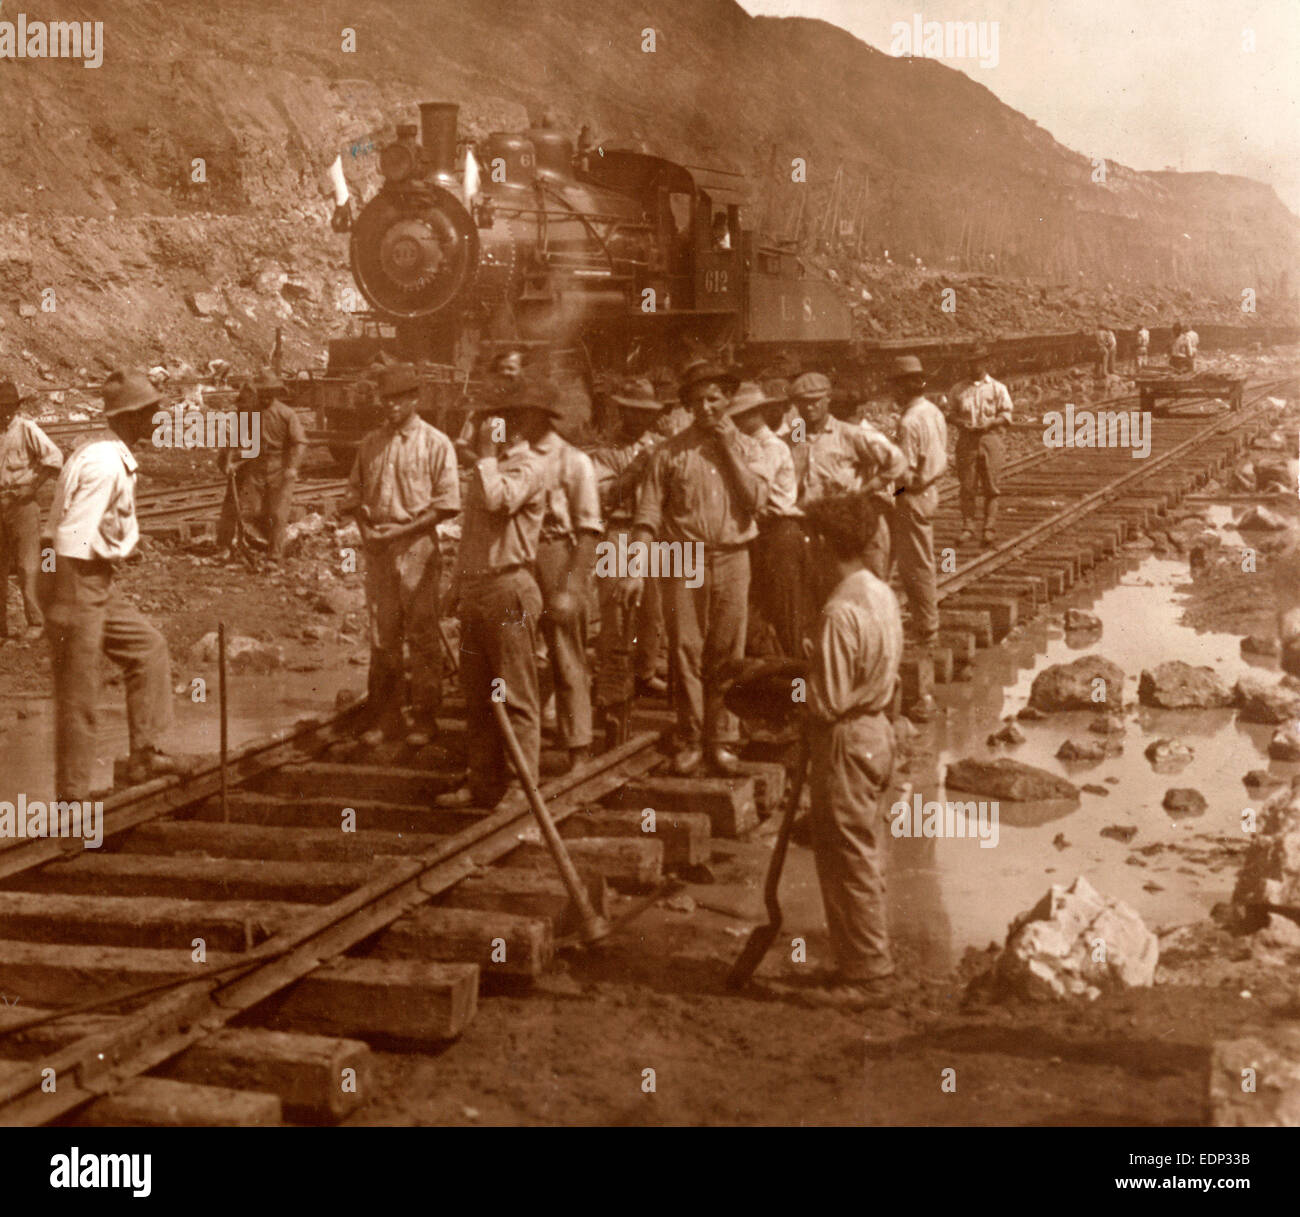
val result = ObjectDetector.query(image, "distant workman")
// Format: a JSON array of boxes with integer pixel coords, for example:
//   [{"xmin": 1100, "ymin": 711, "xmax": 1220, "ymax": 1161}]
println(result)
[
  {"xmin": 949, "ymin": 346, "xmax": 1013, "ymax": 545},
  {"xmin": 625, "ymin": 360, "xmax": 768, "ymax": 776},
  {"xmin": 800, "ymin": 493, "xmax": 904, "ymax": 1010},
  {"xmin": 532, "ymin": 384, "xmax": 603, "ymax": 774},
  {"xmin": 785, "ymin": 371, "xmax": 906, "ymax": 583},
  {"xmin": 1170, "ymin": 323, "xmax": 1195, "ymax": 373},
  {"xmin": 342, "ymin": 364, "xmax": 460, "ymax": 747},
  {"xmin": 0, "ymin": 378, "xmax": 62, "ymax": 641},
  {"xmin": 887, "ymin": 355, "xmax": 946, "ymax": 660},
  {"xmin": 1135, "ymin": 325, "xmax": 1150, "ymax": 371},
  {"xmin": 42, "ymin": 371, "xmax": 190, "ymax": 794},
  {"xmin": 728, "ymin": 380, "xmax": 804, "ymax": 657},
  {"xmin": 437, "ymin": 381, "xmax": 551, "ymax": 809}
]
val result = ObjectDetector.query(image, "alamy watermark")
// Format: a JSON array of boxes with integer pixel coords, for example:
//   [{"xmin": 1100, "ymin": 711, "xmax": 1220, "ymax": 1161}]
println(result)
[
  {"xmin": 0, "ymin": 795, "xmax": 102, "ymax": 849},
  {"xmin": 0, "ymin": 15, "xmax": 103, "ymax": 68},
  {"xmin": 1042, "ymin": 404, "xmax": 1151, "ymax": 459},
  {"xmin": 152, "ymin": 407, "xmax": 261, "ymax": 459},
  {"xmin": 890, "ymin": 792, "xmax": 1000, "ymax": 848},
  {"xmin": 594, "ymin": 534, "xmax": 703, "ymax": 588},
  {"xmin": 890, "ymin": 14, "xmax": 999, "ymax": 69}
]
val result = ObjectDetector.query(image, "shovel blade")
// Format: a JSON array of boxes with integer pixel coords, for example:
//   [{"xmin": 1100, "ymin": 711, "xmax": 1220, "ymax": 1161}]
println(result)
[{"xmin": 725, "ymin": 921, "xmax": 780, "ymax": 990}]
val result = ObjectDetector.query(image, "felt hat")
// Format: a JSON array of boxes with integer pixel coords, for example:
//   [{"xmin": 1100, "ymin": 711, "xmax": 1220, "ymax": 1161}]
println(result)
[{"xmin": 102, "ymin": 370, "xmax": 162, "ymax": 417}]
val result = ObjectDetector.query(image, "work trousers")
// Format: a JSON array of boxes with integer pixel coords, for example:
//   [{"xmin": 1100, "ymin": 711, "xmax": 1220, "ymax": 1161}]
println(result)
[
  {"xmin": 750, "ymin": 516, "xmax": 808, "ymax": 658},
  {"xmin": 808, "ymin": 711, "xmax": 895, "ymax": 981},
  {"xmin": 363, "ymin": 532, "xmax": 443, "ymax": 728},
  {"xmin": 595, "ymin": 527, "xmax": 663, "ymax": 684},
  {"xmin": 0, "ymin": 496, "xmax": 43, "ymax": 633},
  {"xmin": 956, "ymin": 429, "xmax": 1003, "ymax": 529},
  {"xmin": 535, "ymin": 536, "xmax": 593, "ymax": 751},
  {"xmin": 890, "ymin": 485, "xmax": 939, "ymax": 642},
  {"xmin": 42, "ymin": 557, "xmax": 172, "ymax": 795},
  {"xmin": 663, "ymin": 544, "xmax": 748, "ymax": 748},
  {"xmin": 863, "ymin": 508, "xmax": 891, "ymax": 580},
  {"xmin": 458, "ymin": 568, "xmax": 543, "ymax": 802},
  {"xmin": 217, "ymin": 467, "xmax": 295, "ymax": 557}
]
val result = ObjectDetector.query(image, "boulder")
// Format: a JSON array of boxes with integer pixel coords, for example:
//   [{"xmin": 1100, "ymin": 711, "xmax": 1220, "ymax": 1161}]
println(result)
[
  {"xmin": 1137, "ymin": 661, "xmax": 1233, "ymax": 709},
  {"xmin": 1088, "ymin": 712, "xmax": 1126, "ymax": 736},
  {"xmin": 1235, "ymin": 674, "xmax": 1300, "ymax": 724},
  {"xmin": 1016, "ymin": 705, "xmax": 1047, "ymax": 721},
  {"xmin": 945, "ymin": 758, "xmax": 1078, "ymax": 802},
  {"xmin": 1064, "ymin": 608, "xmax": 1102, "ymax": 632},
  {"xmin": 1162, "ymin": 788, "xmax": 1208, "ymax": 817},
  {"xmin": 987, "ymin": 722, "xmax": 1026, "ymax": 746},
  {"xmin": 1241, "ymin": 634, "xmax": 1281, "ymax": 658},
  {"xmin": 1144, "ymin": 738, "xmax": 1194, "ymax": 771},
  {"xmin": 189, "ymin": 632, "xmax": 283, "ymax": 672},
  {"xmin": 1056, "ymin": 738, "xmax": 1119, "ymax": 762},
  {"xmin": 1244, "ymin": 769, "xmax": 1286, "ymax": 792},
  {"xmin": 990, "ymin": 876, "xmax": 1158, "ymax": 1001},
  {"xmin": 1269, "ymin": 724, "xmax": 1300, "ymax": 762},
  {"xmin": 1236, "ymin": 505, "xmax": 1289, "ymax": 532},
  {"xmin": 187, "ymin": 290, "xmax": 224, "ymax": 318},
  {"xmin": 1232, "ymin": 782, "xmax": 1300, "ymax": 916},
  {"xmin": 1028, "ymin": 655, "xmax": 1125, "ymax": 712}
]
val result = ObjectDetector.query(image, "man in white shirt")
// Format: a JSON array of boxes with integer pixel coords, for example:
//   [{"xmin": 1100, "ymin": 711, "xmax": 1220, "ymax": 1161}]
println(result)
[
  {"xmin": 949, "ymin": 346, "xmax": 1013, "ymax": 545},
  {"xmin": 1135, "ymin": 326, "xmax": 1150, "ymax": 371},
  {"xmin": 43, "ymin": 370, "xmax": 189, "ymax": 795}
]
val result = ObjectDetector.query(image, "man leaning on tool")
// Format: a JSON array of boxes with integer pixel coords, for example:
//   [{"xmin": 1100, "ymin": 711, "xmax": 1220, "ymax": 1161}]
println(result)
[
  {"xmin": 623, "ymin": 360, "xmax": 768, "ymax": 777},
  {"xmin": 342, "ymin": 364, "xmax": 460, "ymax": 748},
  {"xmin": 437, "ymin": 380, "xmax": 551, "ymax": 810},
  {"xmin": 0, "ymin": 377, "xmax": 62, "ymax": 642},
  {"xmin": 949, "ymin": 344, "xmax": 1012, "ymax": 546},
  {"xmin": 42, "ymin": 371, "xmax": 192, "ymax": 795},
  {"xmin": 799, "ymin": 493, "xmax": 904, "ymax": 1010},
  {"xmin": 784, "ymin": 370, "xmax": 906, "ymax": 583},
  {"xmin": 532, "ymin": 384, "xmax": 603, "ymax": 775}
]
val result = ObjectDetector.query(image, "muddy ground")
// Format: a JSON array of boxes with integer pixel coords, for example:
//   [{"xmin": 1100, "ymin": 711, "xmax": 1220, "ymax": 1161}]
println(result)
[{"xmin": 3, "ymin": 356, "xmax": 1300, "ymax": 1126}]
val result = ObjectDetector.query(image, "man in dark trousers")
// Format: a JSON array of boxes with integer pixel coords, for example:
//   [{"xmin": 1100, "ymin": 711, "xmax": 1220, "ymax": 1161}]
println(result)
[
  {"xmin": 0, "ymin": 377, "xmax": 63, "ymax": 642},
  {"xmin": 624, "ymin": 360, "xmax": 768, "ymax": 776},
  {"xmin": 43, "ymin": 371, "xmax": 191, "ymax": 794},
  {"xmin": 343, "ymin": 364, "xmax": 460, "ymax": 747},
  {"xmin": 437, "ymin": 381, "xmax": 551, "ymax": 810}
]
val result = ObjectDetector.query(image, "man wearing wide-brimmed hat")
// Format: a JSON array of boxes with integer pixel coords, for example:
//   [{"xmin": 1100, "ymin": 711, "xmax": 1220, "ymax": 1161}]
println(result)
[
  {"xmin": 949, "ymin": 344, "xmax": 1012, "ymax": 545},
  {"xmin": 785, "ymin": 370, "xmax": 906, "ymax": 581},
  {"xmin": 342, "ymin": 363, "xmax": 460, "ymax": 747},
  {"xmin": 726, "ymin": 380, "xmax": 804, "ymax": 657},
  {"xmin": 625, "ymin": 359, "xmax": 768, "ymax": 776},
  {"xmin": 217, "ymin": 367, "xmax": 307, "ymax": 561},
  {"xmin": 43, "ymin": 370, "xmax": 191, "ymax": 793},
  {"xmin": 437, "ymin": 380, "xmax": 552, "ymax": 809},
  {"xmin": 0, "ymin": 377, "xmax": 62, "ymax": 641},
  {"xmin": 886, "ymin": 356, "xmax": 946, "ymax": 711}
]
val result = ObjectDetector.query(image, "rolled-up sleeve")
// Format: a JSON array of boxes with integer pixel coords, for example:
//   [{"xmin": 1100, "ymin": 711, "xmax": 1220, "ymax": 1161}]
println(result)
[
  {"xmin": 477, "ymin": 454, "xmax": 543, "ymax": 514},
  {"xmin": 632, "ymin": 448, "xmax": 666, "ymax": 535},
  {"xmin": 428, "ymin": 435, "xmax": 460, "ymax": 513},
  {"xmin": 569, "ymin": 449, "xmax": 603, "ymax": 534},
  {"xmin": 27, "ymin": 422, "xmax": 63, "ymax": 476}
]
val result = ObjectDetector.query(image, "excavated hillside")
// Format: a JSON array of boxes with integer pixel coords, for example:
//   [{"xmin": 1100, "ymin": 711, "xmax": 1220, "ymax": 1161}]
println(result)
[{"xmin": 0, "ymin": 0, "xmax": 1296, "ymax": 389}]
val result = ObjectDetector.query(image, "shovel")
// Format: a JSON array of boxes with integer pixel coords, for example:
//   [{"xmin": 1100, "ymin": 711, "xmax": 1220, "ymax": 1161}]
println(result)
[{"xmin": 726, "ymin": 734, "xmax": 810, "ymax": 990}]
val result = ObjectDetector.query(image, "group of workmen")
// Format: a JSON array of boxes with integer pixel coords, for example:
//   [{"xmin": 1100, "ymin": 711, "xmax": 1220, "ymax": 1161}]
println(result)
[{"xmin": 1, "ymin": 344, "xmax": 1018, "ymax": 1008}]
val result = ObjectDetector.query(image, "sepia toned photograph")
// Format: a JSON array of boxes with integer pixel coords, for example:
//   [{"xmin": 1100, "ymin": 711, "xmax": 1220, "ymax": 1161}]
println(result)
[{"xmin": 0, "ymin": 0, "xmax": 1297, "ymax": 1189}]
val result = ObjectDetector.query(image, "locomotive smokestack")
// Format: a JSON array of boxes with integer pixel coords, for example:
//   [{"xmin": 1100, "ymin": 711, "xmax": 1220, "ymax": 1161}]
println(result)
[{"xmin": 420, "ymin": 102, "xmax": 459, "ymax": 179}]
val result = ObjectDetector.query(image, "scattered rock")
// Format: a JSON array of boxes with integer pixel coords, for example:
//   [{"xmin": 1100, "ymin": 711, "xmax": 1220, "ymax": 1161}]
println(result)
[
  {"xmin": 189, "ymin": 631, "xmax": 283, "ymax": 672},
  {"xmin": 1235, "ymin": 505, "xmax": 1289, "ymax": 532},
  {"xmin": 1144, "ymin": 738, "xmax": 1194, "ymax": 771},
  {"xmin": 1016, "ymin": 705, "xmax": 1047, "ymax": 721},
  {"xmin": 1232, "ymin": 783, "xmax": 1300, "ymax": 924},
  {"xmin": 334, "ymin": 688, "xmax": 363, "ymax": 709},
  {"xmin": 945, "ymin": 758, "xmax": 1078, "ymax": 802},
  {"xmin": 1051, "ymin": 833, "xmax": 1069, "ymax": 850},
  {"xmin": 988, "ymin": 876, "xmax": 1158, "ymax": 1001},
  {"xmin": 1259, "ymin": 913, "xmax": 1300, "ymax": 950},
  {"xmin": 1142, "ymin": 881, "xmax": 1165, "ymax": 894},
  {"xmin": 1235, "ymin": 674, "xmax": 1300, "ymax": 724},
  {"xmin": 1244, "ymin": 769, "xmax": 1286, "ymax": 791},
  {"xmin": 1211, "ymin": 1029, "xmax": 1300, "ymax": 1126},
  {"xmin": 664, "ymin": 893, "xmax": 696, "ymax": 914},
  {"xmin": 1162, "ymin": 787, "xmax": 1208, "ymax": 817},
  {"xmin": 1269, "ymin": 724, "xmax": 1300, "ymax": 762},
  {"xmin": 301, "ymin": 625, "xmax": 328, "ymax": 642},
  {"xmin": 187, "ymin": 289, "xmax": 225, "ymax": 317},
  {"xmin": 1241, "ymin": 634, "xmax": 1281, "ymax": 658},
  {"xmin": 1056, "ymin": 738, "xmax": 1116, "ymax": 762},
  {"xmin": 1064, "ymin": 608, "xmax": 1102, "ymax": 632},
  {"xmin": 1028, "ymin": 655, "xmax": 1125, "ymax": 712},
  {"xmin": 1087, "ymin": 713, "xmax": 1125, "ymax": 736},
  {"xmin": 987, "ymin": 722, "xmax": 1026, "ymax": 746},
  {"xmin": 1137, "ymin": 660, "xmax": 1233, "ymax": 709},
  {"xmin": 1101, "ymin": 825, "xmax": 1138, "ymax": 843},
  {"xmin": 1081, "ymin": 783, "xmax": 1109, "ymax": 796}
]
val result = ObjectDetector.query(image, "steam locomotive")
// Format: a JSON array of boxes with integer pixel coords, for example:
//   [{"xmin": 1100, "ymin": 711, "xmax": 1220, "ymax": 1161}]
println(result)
[{"xmin": 307, "ymin": 101, "xmax": 852, "ymax": 459}]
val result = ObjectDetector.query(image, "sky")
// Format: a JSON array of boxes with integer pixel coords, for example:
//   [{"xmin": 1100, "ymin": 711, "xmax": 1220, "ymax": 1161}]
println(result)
[{"xmin": 737, "ymin": 0, "xmax": 1300, "ymax": 216}]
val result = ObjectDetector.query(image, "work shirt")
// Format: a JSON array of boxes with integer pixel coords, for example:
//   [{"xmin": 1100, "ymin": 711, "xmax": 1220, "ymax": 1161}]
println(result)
[
  {"xmin": 746, "ymin": 423, "xmax": 800, "ymax": 520},
  {"xmin": 951, "ymin": 374, "xmax": 1013, "ymax": 432},
  {"xmin": 533, "ymin": 430, "xmax": 602, "ymax": 542},
  {"xmin": 807, "ymin": 568, "xmax": 904, "ymax": 724},
  {"xmin": 590, "ymin": 433, "xmax": 659, "ymax": 519},
  {"xmin": 634, "ymin": 425, "xmax": 765, "ymax": 547},
  {"xmin": 253, "ymin": 399, "xmax": 307, "ymax": 479},
  {"xmin": 456, "ymin": 437, "xmax": 548, "ymax": 578},
  {"xmin": 1137, "ymin": 328, "xmax": 1150, "ymax": 350},
  {"xmin": 0, "ymin": 415, "xmax": 63, "ymax": 499},
  {"xmin": 788, "ymin": 415, "xmax": 906, "ymax": 506},
  {"xmin": 896, "ymin": 396, "xmax": 949, "ymax": 493},
  {"xmin": 1186, "ymin": 330, "xmax": 1199, "ymax": 355},
  {"xmin": 344, "ymin": 413, "xmax": 459, "ymax": 527},
  {"xmin": 49, "ymin": 436, "xmax": 139, "ymax": 562},
  {"xmin": 1171, "ymin": 333, "xmax": 1194, "ymax": 359}
]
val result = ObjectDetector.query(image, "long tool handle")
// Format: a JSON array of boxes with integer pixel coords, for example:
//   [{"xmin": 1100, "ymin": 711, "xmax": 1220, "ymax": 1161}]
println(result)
[
  {"xmin": 218, "ymin": 621, "xmax": 229, "ymax": 824},
  {"xmin": 491, "ymin": 699, "xmax": 610, "ymax": 944},
  {"xmin": 764, "ymin": 734, "xmax": 809, "ymax": 926}
]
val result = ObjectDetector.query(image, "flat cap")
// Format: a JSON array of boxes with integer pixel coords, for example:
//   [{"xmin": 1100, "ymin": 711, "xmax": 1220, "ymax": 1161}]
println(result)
[{"xmin": 789, "ymin": 371, "xmax": 832, "ymax": 399}]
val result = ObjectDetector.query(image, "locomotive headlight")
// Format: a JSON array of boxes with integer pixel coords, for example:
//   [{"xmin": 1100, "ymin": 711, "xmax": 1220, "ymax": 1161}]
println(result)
[
  {"xmin": 380, "ymin": 141, "xmax": 418, "ymax": 183},
  {"xmin": 378, "ymin": 218, "xmax": 445, "ymax": 287}
]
